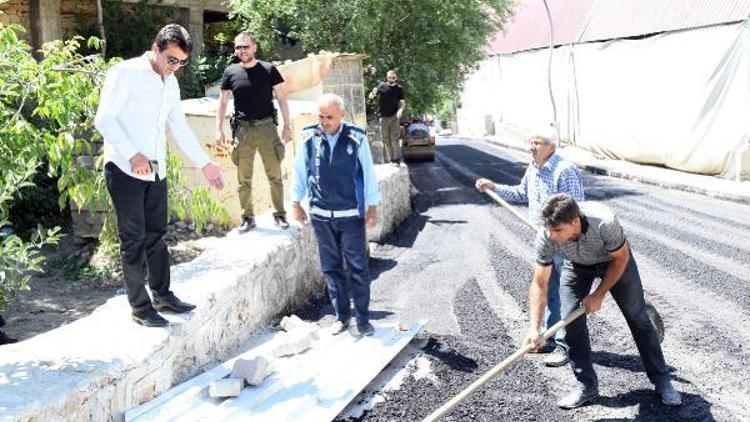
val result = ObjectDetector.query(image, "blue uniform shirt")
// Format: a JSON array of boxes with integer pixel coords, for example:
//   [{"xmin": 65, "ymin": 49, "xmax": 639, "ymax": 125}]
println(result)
[{"xmin": 293, "ymin": 122, "xmax": 381, "ymax": 213}]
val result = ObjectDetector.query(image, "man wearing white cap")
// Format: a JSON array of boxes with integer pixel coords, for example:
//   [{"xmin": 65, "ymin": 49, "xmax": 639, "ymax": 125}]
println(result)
[{"xmin": 475, "ymin": 128, "xmax": 584, "ymax": 367}]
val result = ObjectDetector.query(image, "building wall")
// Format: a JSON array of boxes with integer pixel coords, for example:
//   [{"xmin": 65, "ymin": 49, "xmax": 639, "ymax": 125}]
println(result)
[
  {"xmin": 459, "ymin": 20, "xmax": 750, "ymax": 178},
  {"xmin": 60, "ymin": 0, "xmax": 95, "ymax": 39},
  {"xmin": 0, "ymin": 1, "xmax": 31, "ymax": 34},
  {"xmin": 0, "ymin": 0, "xmax": 226, "ymax": 52}
]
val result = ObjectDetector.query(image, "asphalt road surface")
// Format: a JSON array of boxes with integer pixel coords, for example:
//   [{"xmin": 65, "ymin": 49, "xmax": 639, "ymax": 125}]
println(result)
[{"xmin": 315, "ymin": 137, "xmax": 750, "ymax": 421}]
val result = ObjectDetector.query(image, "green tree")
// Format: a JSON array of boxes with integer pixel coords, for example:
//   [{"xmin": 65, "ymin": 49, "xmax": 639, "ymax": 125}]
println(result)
[
  {"xmin": 226, "ymin": 0, "xmax": 510, "ymax": 114},
  {"xmin": 0, "ymin": 25, "xmax": 63, "ymax": 309}
]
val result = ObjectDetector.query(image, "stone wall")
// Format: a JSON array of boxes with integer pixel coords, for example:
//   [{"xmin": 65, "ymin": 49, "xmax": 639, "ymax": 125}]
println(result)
[
  {"xmin": 0, "ymin": 166, "xmax": 411, "ymax": 422},
  {"xmin": 368, "ymin": 165, "xmax": 411, "ymax": 242},
  {"xmin": 0, "ymin": 1, "xmax": 30, "ymax": 31}
]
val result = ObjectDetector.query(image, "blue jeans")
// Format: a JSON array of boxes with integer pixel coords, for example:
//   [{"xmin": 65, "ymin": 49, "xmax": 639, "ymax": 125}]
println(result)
[
  {"xmin": 311, "ymin": 217, "xmax": 371, "ymax": 324},
  {"xmin": 544, "ymin": 255, "xmax": 567, "ymax": 350},
  {"xmin": 559, "ymin": 255, "xmax": 670, "ymax": 390}
]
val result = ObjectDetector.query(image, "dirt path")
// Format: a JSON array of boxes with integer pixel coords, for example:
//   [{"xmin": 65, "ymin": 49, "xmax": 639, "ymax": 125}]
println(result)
[{"xmin": 1, "ymin": 224, "xmax": 223, "ymax": 341}]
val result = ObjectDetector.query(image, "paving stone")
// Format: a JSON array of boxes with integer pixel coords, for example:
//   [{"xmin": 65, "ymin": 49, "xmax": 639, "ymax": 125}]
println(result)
[
  {"xmin": 231, "ymin": 356, "xmax": 274, "ymax": 386},
  {"xmin": 280, "ymin": 314, "xmax": 320, "ymax": 340},
  {"xmin": 273, "ymin": 331, "xmax": 314, "ymax": 357},
  {"xmin": 208, "ymin": 378, "xmax": 243, "ymax": 398}
]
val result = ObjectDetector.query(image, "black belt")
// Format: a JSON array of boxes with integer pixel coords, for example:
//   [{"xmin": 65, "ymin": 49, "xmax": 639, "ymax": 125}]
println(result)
[
  {"xmin": 570, "ymin": 261, "xmax": 609, "ymax": 270},
  {"xmin": 237, "ymin": 116, "xmax": 275, "ymax": 127}
]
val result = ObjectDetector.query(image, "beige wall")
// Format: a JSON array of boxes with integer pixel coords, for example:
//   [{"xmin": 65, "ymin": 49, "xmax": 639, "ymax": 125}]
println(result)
[{"xmin": 169, "ymin": 102, "xmax": 318, "ymax": 223}]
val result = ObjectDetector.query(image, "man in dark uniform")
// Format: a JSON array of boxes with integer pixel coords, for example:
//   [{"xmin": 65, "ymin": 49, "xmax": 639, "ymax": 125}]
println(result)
[
  {"xmin": 215, "ymin": 31, "xmax": 292, "ymax": 232},
  {"xmin": 291, "ymin": 94, "xmax": 381, "ymax": 337},
  {"xmin": 369, "ymin": 69, "xmax": 405, "ymax": 165}
]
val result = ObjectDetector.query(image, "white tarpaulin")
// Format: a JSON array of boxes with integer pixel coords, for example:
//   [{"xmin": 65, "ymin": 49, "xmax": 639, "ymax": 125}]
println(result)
[{"xmin": 460, "ymin": 20, "xmax": 750, "ymax": 175}]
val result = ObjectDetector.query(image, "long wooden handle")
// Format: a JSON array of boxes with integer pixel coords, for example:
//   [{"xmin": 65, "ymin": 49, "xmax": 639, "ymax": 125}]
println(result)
[
  {"xmin": 484, "ymin": 189, "xmax": 535, "ymax": 229},
  {"xmin": 422, "ymin": 307, "xmax": 586, "ymax": 422}
]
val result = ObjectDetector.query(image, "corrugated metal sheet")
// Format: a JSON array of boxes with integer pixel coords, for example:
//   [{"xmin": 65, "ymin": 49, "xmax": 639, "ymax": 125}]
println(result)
[{"xmin": 488, "ymin": 0, "xmax": 750, "ymax": 55}]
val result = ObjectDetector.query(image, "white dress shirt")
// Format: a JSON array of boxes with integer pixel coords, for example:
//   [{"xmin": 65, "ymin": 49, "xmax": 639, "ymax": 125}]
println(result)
[{"xmin": 95, "ymin": 52, "xmax": 210, "ymax": 181}]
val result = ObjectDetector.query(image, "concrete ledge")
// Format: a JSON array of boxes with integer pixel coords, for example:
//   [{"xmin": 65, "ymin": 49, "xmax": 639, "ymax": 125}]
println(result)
[
  {"xmin": 369, "ymin": 164, "xmax": 411, "ymax": 242},
  {"xmin": 0, "ymin": 165, "xmax": 410, "ymax": 422}
]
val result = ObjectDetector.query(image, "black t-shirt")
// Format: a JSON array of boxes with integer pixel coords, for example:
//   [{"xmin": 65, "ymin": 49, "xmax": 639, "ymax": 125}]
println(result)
[
  {"xmin": 377, "ymin": 82, "xmax": 405, "ymax": 117},
  {"xmin": 220, "ymin": 61, "xmax": 284, "ymax": 120}
]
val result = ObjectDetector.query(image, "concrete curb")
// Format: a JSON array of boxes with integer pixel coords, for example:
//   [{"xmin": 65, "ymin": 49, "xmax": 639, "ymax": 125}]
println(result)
[
  {"xmin": 0, "ymin": 165, "xmax": 411, "ymax": 422},
  {"xmin": 452, "ymin": 135, "xmax": 750, "ymax": 204}
]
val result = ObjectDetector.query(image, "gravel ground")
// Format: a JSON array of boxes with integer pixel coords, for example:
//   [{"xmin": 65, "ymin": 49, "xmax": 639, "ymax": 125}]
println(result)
[{"xmin": 328, "ymin": 138, "xmax": 749, "ymax": 421}]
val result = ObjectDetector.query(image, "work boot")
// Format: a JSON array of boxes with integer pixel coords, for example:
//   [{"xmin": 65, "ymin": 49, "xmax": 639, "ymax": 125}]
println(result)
[
  {"xmin": 238, "ymin": 217, "xmax": 256, "ymax": 233},
  {"xmin": 274, "ymin": 214, "xmax": 290, "ymax": 230},
  {"xmin": 657, "ymin": 381, "xmax": 682, "ymax": 406},
  {"xmin": 132, "ymin": 307, "xmax": 169, "ymax": 327},
  {"xmin": 153, "ymin": 293, "xmax": 196, "ymax": 314},
  {"xmin": 357, "ymin": 322, "xmax": 375, "ymax": 337},
  {"xmin": 330, "ymin": 318, "xmax": 350, "ymax": 335},
  {"xmin": 543, "ymin": 346, "xmax": 570, "ymax": 367},
  {"xmin": 535, "ymin": 340, "xmax": 556, "ymax": 354},
  {"xmin": 557, "ymin": 386, "xmax": 598, "ymax": 409},
  {"xmin": 0, "ymin": 330, "xmax": 18, "ymax": 345}
]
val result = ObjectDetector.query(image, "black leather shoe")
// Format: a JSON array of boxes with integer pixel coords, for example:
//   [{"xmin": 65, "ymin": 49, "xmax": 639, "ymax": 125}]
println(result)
[
  {"xmin": 535, "ymin": 341, "xmax": 557, "ymax": 354},
  {"xmin": 357, "ymin": 322, "xmax": 375, "ymax": 337},
  {"xmin": 274, "ymin": 215, "xmax": 290, "ymax": 230},
  {"xmin": 0, "ymin": 330, "xmax": 18, "ymax": 345},
  {"xmin": 657, "ymin": 381, "xmax": 682, "ymax": 406},
  {"xmin": 557, "ymin": 387, "xmax": 599, "ymax": 409},
  {"xmin": 153, "ymin": 294, "xmax": 196, "ymax": 313},
  {"xmin": 132, "ymin": 308, "xmax": 169, "ymax": 327},
  {"xmin": 238, "ymin": 217, "xmax": 256, "ymax": 232}
]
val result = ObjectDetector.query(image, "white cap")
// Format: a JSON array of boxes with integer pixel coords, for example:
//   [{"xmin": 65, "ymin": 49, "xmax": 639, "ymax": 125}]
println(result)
[{"xmin": 537, "ymin": 122, "xmax": 560, "ymax": 146}]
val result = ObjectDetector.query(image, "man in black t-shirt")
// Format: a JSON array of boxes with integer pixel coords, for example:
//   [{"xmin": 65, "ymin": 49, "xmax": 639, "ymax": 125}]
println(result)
[
  {"xmin": 215, "ymin": 32, "xmax": 292, "ymax": 231},
  {"xmin": 369, "ymin": 70, "xmax": 405, "ymax": 165}
]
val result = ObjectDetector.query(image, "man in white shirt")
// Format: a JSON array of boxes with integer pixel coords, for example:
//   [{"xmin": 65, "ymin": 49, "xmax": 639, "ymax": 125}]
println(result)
[{"xmin": 95, "ymin": 24, "xmax": 224, "ymax": 327}]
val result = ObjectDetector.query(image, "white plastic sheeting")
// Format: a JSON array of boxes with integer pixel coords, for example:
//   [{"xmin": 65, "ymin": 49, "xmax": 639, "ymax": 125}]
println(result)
[{"xmin": 460, "ymin": 20, "xmax": 750, "ymax": 175}]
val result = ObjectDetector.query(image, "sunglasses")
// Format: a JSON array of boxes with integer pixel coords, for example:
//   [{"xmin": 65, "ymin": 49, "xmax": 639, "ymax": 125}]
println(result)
[
  {"xmin": 234, "ymin": 45, "xmax": 252, "ymax": 51},
  {"xmin": 166, "ymin": 55, "xmax": 189, "ymax": 67}
]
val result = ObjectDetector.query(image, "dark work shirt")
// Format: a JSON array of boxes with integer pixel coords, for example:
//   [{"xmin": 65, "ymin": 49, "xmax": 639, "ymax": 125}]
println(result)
[
  {"xmin": 376, "ymin": 82, "xmax": 405, "ymax": 117},
  {"xmin": 220, "ymin": 61, "xmax": 284, "ymax": 120}
]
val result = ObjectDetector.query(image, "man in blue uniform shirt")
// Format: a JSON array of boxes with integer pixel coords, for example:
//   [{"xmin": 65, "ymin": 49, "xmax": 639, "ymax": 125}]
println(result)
[{"xmin": 291, "ymin": 94, "xmax": 380, "ymax": 336}]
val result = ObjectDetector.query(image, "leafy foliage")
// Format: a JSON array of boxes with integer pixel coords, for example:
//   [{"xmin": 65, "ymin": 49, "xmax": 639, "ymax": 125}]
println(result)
[
  {"xmin": 166, "ymin": 152, "xmax": 231, "ymax": 233},
  {"xmin": 73, "ymin": 1, "xmax": 235, "ymax": 100},
  {"xmin": 226, "ymin": 0, "xmax": 510, "ymax": 115},
  {"xmin": 74, "ymin": 0, "xmax": 182, "ymax": 59},
  {"xmin": 0, "ymin": 25, "xmax": 62, "ymax": 310}
]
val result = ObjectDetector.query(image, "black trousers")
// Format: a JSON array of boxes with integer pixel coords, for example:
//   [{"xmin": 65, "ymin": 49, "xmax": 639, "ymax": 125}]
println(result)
[
  {"xmin": 560, "ymin": 256, "xmax": 670, "ymax": 390},
  {"xmin": 105, "ymin": 162, "xmax": 171, "ymax": 312}
]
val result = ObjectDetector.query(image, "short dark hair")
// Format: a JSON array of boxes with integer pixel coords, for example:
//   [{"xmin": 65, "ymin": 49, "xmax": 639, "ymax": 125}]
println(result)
[
  {"xmin": 541, "ymin": 194, "xmax": 581, "ymax": 228},
  {"xmin": 154, "ymin": 24, "xmax": 192, "ymax": 54}
]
